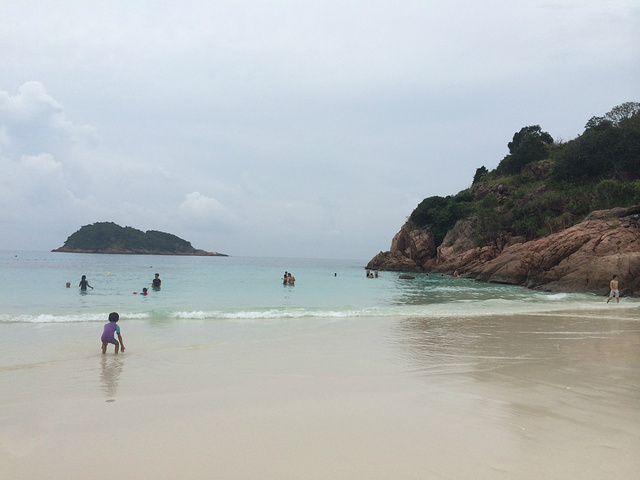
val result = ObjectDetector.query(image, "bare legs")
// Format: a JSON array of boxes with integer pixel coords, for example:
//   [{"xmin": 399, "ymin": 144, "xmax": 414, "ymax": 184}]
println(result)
[{"xmin": 102, "ymin": 341, "xmax": 120, "ymax": 354}]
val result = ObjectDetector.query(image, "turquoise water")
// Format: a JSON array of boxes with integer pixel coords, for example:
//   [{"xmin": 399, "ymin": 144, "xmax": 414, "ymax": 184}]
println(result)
[
  {"xmin": 3, "ymin": 251, "xmax": 639, "ymax": 480},
  {"xmin": 0, "ymin": 250, "xmax": 632, "ymax": 324}
]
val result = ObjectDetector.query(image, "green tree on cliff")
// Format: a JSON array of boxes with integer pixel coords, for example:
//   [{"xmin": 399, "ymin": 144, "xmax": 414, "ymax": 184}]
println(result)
[
  {"xmin": 407, "ymin": 101, "xmax": 640, "ymax": 248},
  {"xmin": 475, "ymin": 194, "xmax": 501, "ymax": 241},
  {"xmin": 409, "ymin": 194, "xmax": 472, "ymax": 245},
  {"xmin": 473, "ymin": 166, "xmax": 489, "ymax": 185},
  {"xmin": 496, "ymin": 125, "xmax": 554, "ymax": 175},
  {"xmin": 553, "ymin": 102, "xmax": 640, "ymax": 183}
]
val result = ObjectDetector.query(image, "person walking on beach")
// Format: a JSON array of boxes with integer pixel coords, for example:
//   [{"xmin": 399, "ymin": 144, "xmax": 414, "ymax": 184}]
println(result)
[
  {"xmin": 101, "ymin": 312, "xmax": 125, "ymax": 354},
  {"xmin": 607, "ymin": 275, "xmax": 620, "ymax": 304},
  {"xmin": 79, "ymin": 275, "xmax": 93, "ymax": 291},
  {"xmin": 152, "ymin": 273, "xmax": 161, "ymax": 288}
]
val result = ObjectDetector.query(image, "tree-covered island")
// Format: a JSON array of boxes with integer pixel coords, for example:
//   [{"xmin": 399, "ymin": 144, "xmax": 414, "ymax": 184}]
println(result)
[{"xmin": 52, "ymin": 222, "xmax": 227, "ymax": 256}]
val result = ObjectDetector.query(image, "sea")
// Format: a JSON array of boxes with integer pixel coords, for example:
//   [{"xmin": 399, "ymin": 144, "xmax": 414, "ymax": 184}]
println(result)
[
  {"xmin": 3, "ymin": 250, "xmax": 640, "ymax": 480},
  {"xmin": 1, "ymin": 250, "xmax": 635, "ymax": 325}
]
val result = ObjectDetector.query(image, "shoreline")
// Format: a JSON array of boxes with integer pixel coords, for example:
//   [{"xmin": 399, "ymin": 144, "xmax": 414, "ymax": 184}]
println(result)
[
  {"xmin": 1, "ymin": 309, "xmax": 639, "ymax": 479},
  {"xmin": 51, "ymin": 248, "xmax": 228, "ymax": 256}
]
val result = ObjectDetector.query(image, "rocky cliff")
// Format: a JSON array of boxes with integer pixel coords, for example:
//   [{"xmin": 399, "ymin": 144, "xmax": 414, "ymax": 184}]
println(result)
[{"xmin": 367, "ymin": 206, "xmax": 640, "ymax": 296}]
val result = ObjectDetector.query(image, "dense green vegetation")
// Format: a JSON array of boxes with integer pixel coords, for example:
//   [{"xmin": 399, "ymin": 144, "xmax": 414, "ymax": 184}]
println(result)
[
  {"xmin": 60, "ymin": 222, "xmax": 197, "ymax": 253},
  {"xmin": 409, "ymin": 102, "xmax": 640, "ymax": 246},
  {"xmin": 409, "ymin": 193, "xmax": 473, "ymax": 245}
]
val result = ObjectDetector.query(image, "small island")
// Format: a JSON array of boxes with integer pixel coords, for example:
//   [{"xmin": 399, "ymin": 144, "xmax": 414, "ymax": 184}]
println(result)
[{"xmin": 52, "ymin": 222, "xmax": 228, "ymax": 256}]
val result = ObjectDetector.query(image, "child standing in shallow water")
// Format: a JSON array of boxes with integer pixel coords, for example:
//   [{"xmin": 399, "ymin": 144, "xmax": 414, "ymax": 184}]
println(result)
[{"xmin": 101, "ymin": 312, "xmax": 125, "ymax": 354}]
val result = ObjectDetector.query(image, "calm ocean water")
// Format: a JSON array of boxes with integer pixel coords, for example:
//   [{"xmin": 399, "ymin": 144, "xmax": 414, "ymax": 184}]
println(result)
[{"xmin": 0, "ymin": 250, "xmax": 632, "ymax": 324}]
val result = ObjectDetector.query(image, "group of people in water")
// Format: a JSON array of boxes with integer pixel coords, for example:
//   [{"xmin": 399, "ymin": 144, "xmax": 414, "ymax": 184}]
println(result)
[
  {"xmin": 98, "ymin": 274, "xmax": 162, "ymax": 355},
  {"xmin": 133, "ymin": 273, "xmax": 162, "ymax": 295},
  {"xmin": 67, "ymin": 272, "xmax": 162, "ymax": 295},
  {"xmin": 282, "ymin": 271, "xmax": 295, "ymax": 285},
  {"xmin": 98, "ymin": 270, "xmax": 622, "ymax": 357}
]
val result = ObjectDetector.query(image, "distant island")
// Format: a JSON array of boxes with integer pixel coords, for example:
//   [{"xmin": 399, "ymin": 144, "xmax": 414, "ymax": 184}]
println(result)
[{"xmin": 52, "ymin": 222, "xmax": 228, "ymax": 256}]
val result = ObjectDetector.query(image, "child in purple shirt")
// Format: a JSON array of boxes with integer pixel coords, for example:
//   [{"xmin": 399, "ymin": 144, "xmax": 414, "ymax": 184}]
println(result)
[{"xmin": 101, "ymin": 312, "xmax": 125, "ymax": 355}]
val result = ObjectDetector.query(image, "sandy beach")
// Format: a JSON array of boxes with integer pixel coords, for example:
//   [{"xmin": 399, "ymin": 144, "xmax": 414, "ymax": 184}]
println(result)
[{"xmin": 1, "ymin": 309, "xmax": 639, "ymax": 479}]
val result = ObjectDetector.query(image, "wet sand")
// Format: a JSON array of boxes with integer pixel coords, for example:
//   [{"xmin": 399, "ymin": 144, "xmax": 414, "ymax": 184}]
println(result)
[{"xmin": 1, "ymin": 309, "xmax": 639, "ymax": 479}]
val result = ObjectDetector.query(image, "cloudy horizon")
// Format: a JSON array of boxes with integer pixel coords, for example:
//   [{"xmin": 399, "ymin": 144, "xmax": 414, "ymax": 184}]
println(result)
[{"xmin": 1, "ymin": 1, "xmax": 638, "ymax": 259}]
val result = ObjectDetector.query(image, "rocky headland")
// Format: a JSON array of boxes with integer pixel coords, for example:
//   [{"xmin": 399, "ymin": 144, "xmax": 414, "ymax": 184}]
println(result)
[
  {"xmin": 367, "ymin": 103, "xmax": 640, "ymax": 296},
  {"xmin": 367, "ymin": 206, "xmax": 640, "ymax": 296}
]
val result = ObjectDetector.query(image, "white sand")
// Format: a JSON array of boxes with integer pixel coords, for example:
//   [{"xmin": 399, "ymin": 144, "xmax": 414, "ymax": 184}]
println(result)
[{"xmin": 1, "ymin": 310, "xmax": 639, "ymax": 479}]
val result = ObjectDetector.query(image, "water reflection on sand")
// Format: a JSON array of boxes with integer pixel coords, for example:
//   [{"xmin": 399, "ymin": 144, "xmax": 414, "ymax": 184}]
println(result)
[
  {"xmin": 100, "ymin": 355, "xmax": 124, "ymax": 401},
  {"xmin": 393, "ymin": 310, "xmax": 640, "ymax": 380},
  {"xmin": 391, "ymin": 310, "xmax": 640, "ymax": 477}
]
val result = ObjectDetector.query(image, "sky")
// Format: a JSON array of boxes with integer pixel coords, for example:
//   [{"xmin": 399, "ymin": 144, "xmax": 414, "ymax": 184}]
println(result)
[{"xmin": 1, "ymin": 0, "xmax": 638, "ymax": 259}]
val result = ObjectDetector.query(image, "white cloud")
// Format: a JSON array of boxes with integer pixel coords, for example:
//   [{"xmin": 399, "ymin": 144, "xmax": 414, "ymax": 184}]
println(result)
[
  {"xmin": 178, "ymin": 192, "xmax": 239, "ymax": 230},
  {"xmin": 0, "ymin": 81, "xmax": 99, "ymax": 157}
]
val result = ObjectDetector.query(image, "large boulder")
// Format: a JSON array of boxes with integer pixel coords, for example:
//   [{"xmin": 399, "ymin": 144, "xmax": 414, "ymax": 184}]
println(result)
[
  {"xmin": 428, "ymin": 217, "xmax": 480, "ymax": 271},
  {"xmin": 367, "ymin": 224, "xmax": 435, "ymax": 272},
  {"xmin": 366, "ymin": 251, "xmax": 423, "ymax": 272}
]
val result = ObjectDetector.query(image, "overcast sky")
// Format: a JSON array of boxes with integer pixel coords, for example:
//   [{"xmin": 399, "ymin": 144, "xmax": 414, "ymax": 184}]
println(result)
[{"xmin": 1, "ymin": 1, "xmax": 638, "ymax": 259}]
